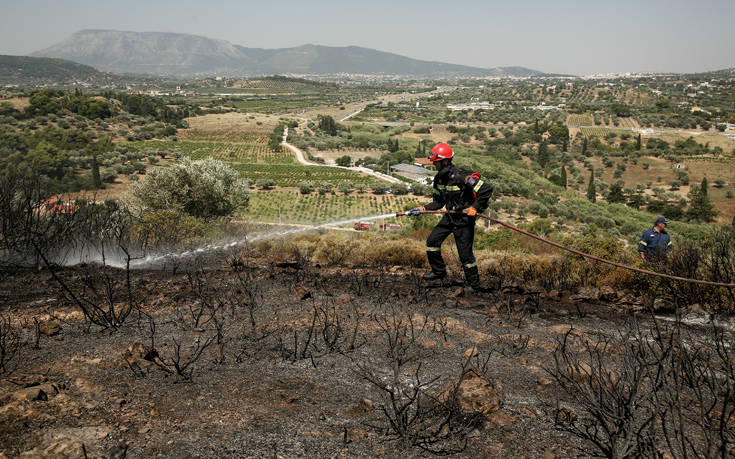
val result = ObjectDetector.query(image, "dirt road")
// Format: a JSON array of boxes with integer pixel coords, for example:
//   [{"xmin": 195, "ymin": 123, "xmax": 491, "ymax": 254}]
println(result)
[{"xmin": 281, "ymin": 127, "xmax": 403, "ymax": 184}]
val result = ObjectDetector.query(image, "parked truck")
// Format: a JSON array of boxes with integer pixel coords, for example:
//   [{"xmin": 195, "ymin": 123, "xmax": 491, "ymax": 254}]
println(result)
[{"xmin": 353, "ymin": 222, "xmax": 372, "ymax": 231}]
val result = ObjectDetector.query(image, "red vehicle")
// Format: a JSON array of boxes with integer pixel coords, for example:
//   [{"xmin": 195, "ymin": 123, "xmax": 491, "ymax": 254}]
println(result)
[
  {"xmin": 353, "ymin": 222, "xmax": 372, "ymax": 231},
  {"xmin": 379, "ymin": 223, "xmax": 401, "ymax": 231}
]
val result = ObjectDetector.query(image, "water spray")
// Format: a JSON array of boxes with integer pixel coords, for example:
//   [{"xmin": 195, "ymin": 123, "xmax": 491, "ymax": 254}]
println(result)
[{"xmin": 126, "ymin": 212, "xmax": 400, "ymax": 269}]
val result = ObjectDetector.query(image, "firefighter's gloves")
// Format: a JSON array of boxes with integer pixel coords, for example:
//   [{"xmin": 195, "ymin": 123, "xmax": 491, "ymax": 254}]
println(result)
[
  {"xmin": 407, "ymin": 206, "xmax": 425, "ymax": 216},
  {"xmin": 465, "ymin": 206, "xmax": 478, "ymax": 217}
]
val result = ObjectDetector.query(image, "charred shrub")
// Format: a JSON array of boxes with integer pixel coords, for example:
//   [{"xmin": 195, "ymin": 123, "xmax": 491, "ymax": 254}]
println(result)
[
  {"xmin": 549, "ymin": 328, "xmax": 658, "ymax": 458},
  {"xmin": 354, "ymin": 309, "xmax": 483, "ymax": 454},
  {"xmin": 36, "ymin": 203, "xmax": 142, "ymax": 330},
  {"xmin": 0, "ymin": 315, "xmax": 23, "ymax": 376},
  {"xmin": 656, "ymin": 226, "xmax": 735, "ymax": 311},
  {"xmin": 549, "ymin": 317, "xmax": 735, "ymax": 458},
  {"xmin": 278, "ymin": 300, "xmax": 362, "ymax": 364}
]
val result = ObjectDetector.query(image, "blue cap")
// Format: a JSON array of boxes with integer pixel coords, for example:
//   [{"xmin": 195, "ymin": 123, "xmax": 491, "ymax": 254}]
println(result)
[{"xmin": 655, "ymin": 217, "xmax": 669, "ymax": 225}]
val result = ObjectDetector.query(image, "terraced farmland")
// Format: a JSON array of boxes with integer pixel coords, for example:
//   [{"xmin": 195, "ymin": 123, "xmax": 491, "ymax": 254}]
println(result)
[{"xmin": 242, "ymin": 190, "xmax": 420, "ymax": 224}]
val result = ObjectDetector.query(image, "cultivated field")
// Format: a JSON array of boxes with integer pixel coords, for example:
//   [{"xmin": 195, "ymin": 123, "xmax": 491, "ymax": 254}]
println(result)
[
  {"xmin": 137, "ymin": 140, "xmax": 295, "ymax": 164},
  {"xmin": 233, "ymin": 164, "xmax": 385, "ymax": 187},
  {"xmin": 566, "ymin": 114, "xmax": 593, "ymax": 126},
  {"xmin": 579, "ymin": 126, "xmax": 634, "ymax": 137},
  {"xmin": 242, "ymin": 190, "xmax": 420, "ymax": 224},
  {"xmin": 181, "ymin": 112, "xmax": 281, "ymax": 138}
]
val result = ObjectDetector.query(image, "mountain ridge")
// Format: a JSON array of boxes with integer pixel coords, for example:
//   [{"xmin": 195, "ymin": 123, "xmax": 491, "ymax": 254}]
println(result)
[
  {"xmin": 32, "ymin": 29, "xmax": 547, "ymax": 78},
  {"xmin": 0, "ymin": 54, "xmax": 106, "ymax": 85}
]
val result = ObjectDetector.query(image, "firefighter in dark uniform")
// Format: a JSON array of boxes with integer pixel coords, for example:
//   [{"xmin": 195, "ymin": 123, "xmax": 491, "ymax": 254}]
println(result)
[
  {"xmin": 408, "ymin": 143, "xmax": 493, "ymax": 291},
  {"xmin": 637, "ymin": 217, "xmax": 673, "ymax": 262}
]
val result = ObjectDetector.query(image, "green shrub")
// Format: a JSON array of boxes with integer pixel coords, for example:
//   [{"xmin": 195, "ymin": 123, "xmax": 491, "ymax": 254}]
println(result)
[
  {"xmin": 337, "ymin": 181, "xmax": 353, "ymax": 195},
  {"xmin": 128, "ymin": 158, "xmax": 249, "ymax": 219},
  {"xmin": 101, "ymin": 168, "xmax": 117, "ymax": 183},
  {"xmin": 298, "ymin": 181, "xmax": 314, "ymax": 194}
]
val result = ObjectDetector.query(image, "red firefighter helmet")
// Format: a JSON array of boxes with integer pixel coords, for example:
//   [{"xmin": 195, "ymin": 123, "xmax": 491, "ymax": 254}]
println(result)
[{"xmin": 429, "ymin": 142, "xmax": 454, "ymax": 162}]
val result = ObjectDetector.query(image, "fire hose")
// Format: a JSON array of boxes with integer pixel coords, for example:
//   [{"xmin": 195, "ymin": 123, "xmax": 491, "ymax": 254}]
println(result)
[{"xmin": 395, "ymin": 209, "xmax": 735, "ymax": 289}]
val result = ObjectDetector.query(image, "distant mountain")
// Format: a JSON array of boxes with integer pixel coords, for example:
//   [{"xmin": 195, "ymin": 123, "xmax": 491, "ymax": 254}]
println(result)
[
  {"xmin": 32, "ymin": 30, "xmax": 547, "ymax": 78},
  {"xmin": 0, "ymin": 55, "xmax": 104, "ymax": 85},
  {"xmin": 685, "ymin": 68, "xmax": 735, "ymax": 78}
]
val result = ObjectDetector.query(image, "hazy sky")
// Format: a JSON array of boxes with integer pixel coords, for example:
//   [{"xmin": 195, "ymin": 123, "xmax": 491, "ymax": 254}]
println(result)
[{"xmin": 1, "ymin": 0, "xmax": 733, "ymax": 75}]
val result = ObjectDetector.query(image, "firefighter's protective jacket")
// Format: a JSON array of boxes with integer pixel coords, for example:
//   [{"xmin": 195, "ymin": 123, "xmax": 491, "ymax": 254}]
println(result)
[
  {"xmin": 637, "ymin": 227, "xmax": 672, "ymax": 258},
  {"xmin": 424, "ymin": 164, "xmax": 493, "ymax": 216}
]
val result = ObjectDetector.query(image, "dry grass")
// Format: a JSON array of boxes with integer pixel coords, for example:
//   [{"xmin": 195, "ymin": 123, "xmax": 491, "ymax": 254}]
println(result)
[
  {"xmin": 396, "ymin": 125, "xmax": 454, "ymax": 143},
  {"xmin": 299, "ymin": 102, "xmax": 366, "ymax": 120},
  {"xmin": 655, "ymin": 132, "xmax": 735, "ymax": 151},
  {"xmin": 2, "ymin": 97, "xmax": 29, "ymax": 110},
  {"xmin": 182, "ymin": 113, "xmax": 281, "ymax": 136}
]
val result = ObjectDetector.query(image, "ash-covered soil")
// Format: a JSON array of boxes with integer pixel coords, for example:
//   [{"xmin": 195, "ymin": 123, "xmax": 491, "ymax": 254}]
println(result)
[{"xmin": 0, "ymin": 254, "xmax": 722, "ymax": 458}]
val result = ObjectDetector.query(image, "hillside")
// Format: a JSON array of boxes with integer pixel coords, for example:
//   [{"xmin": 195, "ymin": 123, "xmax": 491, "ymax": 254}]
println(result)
[
  {"xmin": 32, "ymin": 29, "xmax": 546, "ymax": 78},
  {"xmin": 0, "ymin": 55, "xmax": 105, "ymax": 85}
]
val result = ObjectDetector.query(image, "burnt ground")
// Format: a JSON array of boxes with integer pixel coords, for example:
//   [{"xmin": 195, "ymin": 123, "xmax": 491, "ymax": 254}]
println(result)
[{"xmin": 0, "ymin": 254, "xmax": 727, "ymax": 458}]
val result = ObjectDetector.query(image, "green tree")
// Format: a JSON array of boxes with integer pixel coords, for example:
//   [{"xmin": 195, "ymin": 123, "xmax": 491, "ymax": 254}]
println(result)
[
  {"xmin": 610, "ymin": 103, "xmax": 631, "ymax": 117},
  {"xmin": 371, "ymin": 183, "xmax": 386, "ymax": 195},
  {"xmin": 129, "ymin": 158, "xmax": 249, "ymax": 220},
  {"xmin": 607, "ymin": 181, "xmax": 626, "ymax": 203},
  {"xmin": 587, "ymin": 169, "xmax": 596, "ymax": 202},
  {"xmin": 582, "ymin": 137, "xmax": 588, "ymax": 156},
  {"xmin": 298, "ymin": 181, "xmax": 314, "ymax": 195},
  {"xmin": 560, "ymin": 166, "xmax": 567, "ymax": 189},
  {"xmin": 548, "ymin": 125, "xmax": 569, "ymax": 145},
  {"xmin": 336, "ymin": 155, "xmax": 352, "ymax": 167},
  {"xmin": 537, "ymin": 140, "xmax": 549, "ymax": 168},
  {"xmin": 388, "ymin": 138, "xmax": 399, "ymax": 153},
  {"xmin": 337, "ymin": 181, "xmax": 353, "ymax": 195},
  {"xmin": 391, "ymin": 182, "xmax": 409, "ymax": 195},
  {"xmin": 318, "ymin": 115, "xmax": 338, "ymax": 136},
  {"xmin": 636, "ymin": 133, "xmax": 642, "ymax": 150},
  {"xmin": 686, "ymin": 180, "xmax": 717, "ymax": 222},
  {"xmin": 91, "ymin": 155, "xmax": 102, "ymax": 188}
]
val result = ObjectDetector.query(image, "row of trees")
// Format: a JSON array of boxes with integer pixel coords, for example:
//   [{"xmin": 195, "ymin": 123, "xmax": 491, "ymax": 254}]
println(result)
[
  {"xmin": 586, "ymin": 171, "xmax": 718, "ymax": 223},
  {"xmin": 296, "ymin": 180, "xmax": 427, "ymax": 196}
]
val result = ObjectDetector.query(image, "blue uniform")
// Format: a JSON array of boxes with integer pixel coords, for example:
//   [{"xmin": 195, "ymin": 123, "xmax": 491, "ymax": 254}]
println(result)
[{"xmin": 637, "ymin": 227, "xmax": 672, "ymax": 260}]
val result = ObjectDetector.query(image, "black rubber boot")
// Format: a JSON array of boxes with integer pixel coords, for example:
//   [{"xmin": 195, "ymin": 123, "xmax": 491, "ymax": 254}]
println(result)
[
  {"xmin": 463, "ymin": 265, "xmax": 481, "ymax": 289},
  {"xmin": 423, "ymin": 271, "xmax": 447, "ymax": 281}
]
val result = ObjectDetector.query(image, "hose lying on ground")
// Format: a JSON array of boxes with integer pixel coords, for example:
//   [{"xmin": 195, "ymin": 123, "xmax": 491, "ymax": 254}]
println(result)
[{"xmin": 396, "ymin": 209, "xmax": 735, "ymax": 289}]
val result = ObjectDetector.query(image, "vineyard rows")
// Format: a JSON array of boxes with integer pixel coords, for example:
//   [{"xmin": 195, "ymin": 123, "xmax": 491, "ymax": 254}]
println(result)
[
  {"xmin": 580, "ymin": 127, "xmax": 633, "ymax": 138},
  {"xmin": 181, "ymin": 129, "xmax": 272, "ymax": 142},
  {"xmin": 615, "ymin": 117, "xmax": 640, "ymax": 129},
  {"xmin": 242, "ymin": 190, "xmax": 419, "ymax": 224},
  {"xmin": 567, "ymin": 114, "xmax": 593, "ymax": 126},
  {"xmin": 139, "ymin": 140, "xmax": 295, "ymax": 164},
  {"xmin": 234, "ymin": 164, "xmax": 382, "ymax": 187}
]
